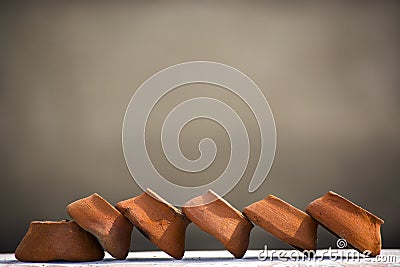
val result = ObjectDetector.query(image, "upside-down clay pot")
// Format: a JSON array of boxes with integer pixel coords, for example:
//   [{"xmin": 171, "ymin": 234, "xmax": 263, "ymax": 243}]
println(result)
[{"xmin": 15, "ymin": 220, "xmax": 104, "ymax": 262}]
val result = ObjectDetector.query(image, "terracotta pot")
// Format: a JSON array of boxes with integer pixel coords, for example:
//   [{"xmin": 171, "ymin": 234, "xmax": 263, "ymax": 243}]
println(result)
[
  {"xmin": 243, "ymin": 195, "xmax": 317, "ymax": 252},
  {"xmin": 182, "ymin": 190, "xmax": 253, "ymax": 259},
  {"xmin": 306, "ymin": 191, "xmax": 384, "ymax": 256},
  {"xmin": 67, "ymin": 193, "xmax": 133, "ymax": 259},
  {"xmin": 15, "ymin": 220, "xmax": 104, "ymax": 262},
  {"xmin": 116, "ymin": 189, "xmax": 191, "ymax": 259}
]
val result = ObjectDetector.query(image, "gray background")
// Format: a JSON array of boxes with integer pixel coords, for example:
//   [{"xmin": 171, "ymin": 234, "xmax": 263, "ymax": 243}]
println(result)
[{"xmin": 0, "ymin": 0, "xmax": 399, "ymax": 252}]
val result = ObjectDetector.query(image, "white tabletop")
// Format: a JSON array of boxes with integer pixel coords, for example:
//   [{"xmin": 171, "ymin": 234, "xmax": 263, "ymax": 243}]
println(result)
[{"xmin": 1, "ymin": 250, "xmax": 399, "ymax": 266}]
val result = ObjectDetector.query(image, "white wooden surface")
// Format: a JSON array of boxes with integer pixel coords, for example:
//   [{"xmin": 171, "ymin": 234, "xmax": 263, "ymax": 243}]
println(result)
[{"xmin": 1, "ymin": 250, "xmax": 399, "ymax": 266}]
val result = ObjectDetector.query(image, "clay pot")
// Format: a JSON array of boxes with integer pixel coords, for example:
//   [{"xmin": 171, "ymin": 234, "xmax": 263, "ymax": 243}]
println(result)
[
  {"xmin": 116, "ymin": 189, "xmax": 191, "ymax": 259},
  {"xmin": 306, "ymin": 191, "xmax": 384, "ymax": 256},
  {"xmin": 243, "ymin": 195, "xmax": 317, "ymax": 251},
  {"xmin": 66, "ymin": 193, "xmax": 133, "ymax": 259},
  {"xmin": 182, "ymin": 190, "xmax": 253, "ymax": 259},
  {"xmin": 15, "ymin": 220, "xmax": 104, "ymax": 262}
]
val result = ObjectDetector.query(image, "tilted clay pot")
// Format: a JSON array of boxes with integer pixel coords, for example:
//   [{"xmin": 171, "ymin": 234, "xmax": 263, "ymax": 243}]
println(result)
[
  {"xmin": 67, "ymin": 193, "xmax": 133, "ymax": 259},
  {"xmin": 182, "ymin": 190, "xmax": 253, "ymax": 259},
  {"xmin": 306, "ymin": 191, "xmax": 384, "ymax": 256},
  {"xmin": 116, "ymin": 189, "xmax": 191, "ymax": 259},
  {"xmin": 243, "ymin": 195, "xmax": 318, "ymax": 252}
]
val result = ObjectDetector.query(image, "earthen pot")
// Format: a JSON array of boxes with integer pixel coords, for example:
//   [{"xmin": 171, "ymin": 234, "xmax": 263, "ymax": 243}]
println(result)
[
  {"xmin": 306, "ymin": 191, "xmax": 384, "ymax": 256},
  {"xmin": 67, "ymin": 193, "xmax": 133, "ymax": 259},
  {"xmin": 116, "ymin": 189, "xmax": 191, "ymax": 259},
  {"xmin": 182, "ymin": 190, "xmax": 253, "ymax": 259},
  {"xmin": 243, "ymin": 195, "xmax": 318, "ymax": 252},
  {"xmin": 15, "ymin": 220, "xmax": 104, "ymax": 262}
]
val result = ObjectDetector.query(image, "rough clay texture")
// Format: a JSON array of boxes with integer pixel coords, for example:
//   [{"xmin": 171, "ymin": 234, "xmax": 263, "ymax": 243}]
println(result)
[
  {"xmin": 306, "ymin": 191, "xmax": 384, "ymax": 256},
  {"xmin": 243, "ymin": 195, "xmax": 318, "ymax": 251},
  {"xmin": 15, "ymin": 220, "xmax": 104, "ymax": 262},
  {"xmin": 116, "ymin": 189, "xmax": 191, "ymax": 259},
  {"xmin": 182, "ymin": 190, "xmax": 253, "ymax": 259},
  {"xmin": 66, "ymin": 193, "xmax": 133, "ymax": 260}
]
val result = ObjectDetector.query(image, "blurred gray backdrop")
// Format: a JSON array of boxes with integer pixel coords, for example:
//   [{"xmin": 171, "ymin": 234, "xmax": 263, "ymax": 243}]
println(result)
[{"xmin": 1, "ymin": 0, "xmax": 399, "ymax": 252}]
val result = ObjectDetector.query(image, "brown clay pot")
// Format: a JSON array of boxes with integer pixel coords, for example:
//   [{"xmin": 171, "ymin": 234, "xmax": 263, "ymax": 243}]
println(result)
[
  {"xmin": 116, "ymin": 189, "xmax": 191, "ymax": 259},
  {"xmin": 15, "ymin": 220, "xmax": 104, "ymax": 262},
  {"xmin": 66, "ymin": 193, "xmax": 133, "ymax": 260},
  {"xmin": 243, "ymin": 195, "xmax": 318, "ymax": 252},
  {"xmin": 182, "ymin": 190, "xmax": 253, "ymax": 259},
  {"xmin": 306, "ymin": 191, "xmax": 384, "ymax": 256}
]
